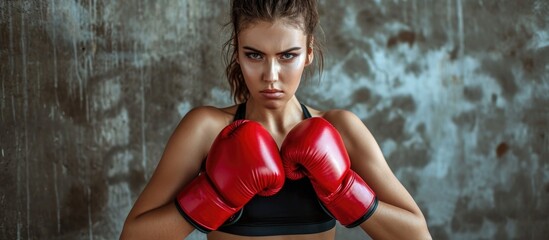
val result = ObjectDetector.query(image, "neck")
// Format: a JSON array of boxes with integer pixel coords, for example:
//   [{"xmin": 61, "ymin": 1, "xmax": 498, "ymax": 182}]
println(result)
[{"xmin": 244, "ymin": 96, "xmax": 304, "ymax": 134}]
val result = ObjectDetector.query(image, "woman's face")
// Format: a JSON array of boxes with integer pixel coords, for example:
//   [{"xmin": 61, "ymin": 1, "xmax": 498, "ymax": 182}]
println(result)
[{"xmin": 237, "ymin": 20, "xmax": 313, "ymax": 108}]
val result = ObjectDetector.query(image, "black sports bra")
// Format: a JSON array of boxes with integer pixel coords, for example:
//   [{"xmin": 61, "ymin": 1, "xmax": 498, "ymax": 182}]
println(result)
[{"xmin": 217, "ymin": 103, "xmax": 336, "ymax": 236}]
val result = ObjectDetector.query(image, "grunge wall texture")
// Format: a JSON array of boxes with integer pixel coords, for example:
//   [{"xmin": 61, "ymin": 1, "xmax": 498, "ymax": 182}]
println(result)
[{"xmin": 1, "ymin": 1, "xmax": 548, "ymax": 239}]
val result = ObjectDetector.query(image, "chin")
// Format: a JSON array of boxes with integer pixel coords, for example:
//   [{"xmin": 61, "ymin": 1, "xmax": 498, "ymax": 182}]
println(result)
[
  {"xmin": 261, "ymin": 99, "xmax": 288, "ymax": 109},
  {"xmin": 263, "ymin": 101, "xmax": 283, "ymax": 109}
]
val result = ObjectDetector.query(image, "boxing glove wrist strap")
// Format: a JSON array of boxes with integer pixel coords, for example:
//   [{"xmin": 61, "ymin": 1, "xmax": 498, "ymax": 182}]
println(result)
[
  {"xmin": 320, "ymin": 172, "xmax": 378, "ymax": 227},
  {"xmin": 174, "ymin": 198, "xmax": 211, "ymax": 233},
  {"xmin": 174, "ymin": 175, "xmax": 239, "ymax": 232},
  {"xmin": 345, "ymin": 197, "xmax": 378, "ymax": 228}
]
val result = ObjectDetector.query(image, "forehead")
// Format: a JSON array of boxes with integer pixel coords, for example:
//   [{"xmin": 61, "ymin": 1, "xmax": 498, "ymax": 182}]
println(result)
[{"xmin": 238, "ymin": 20, "xmax": 307, "ymax": 51}]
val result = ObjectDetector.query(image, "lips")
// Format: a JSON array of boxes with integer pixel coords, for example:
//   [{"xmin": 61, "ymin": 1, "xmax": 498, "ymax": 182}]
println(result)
[
  {"xmin": 260, "ymin": 89, "xmax": 282, "ymax": 93},
  {"xmin": 260, "ymin": 89, "xmax": 283, "ymax": 99}
]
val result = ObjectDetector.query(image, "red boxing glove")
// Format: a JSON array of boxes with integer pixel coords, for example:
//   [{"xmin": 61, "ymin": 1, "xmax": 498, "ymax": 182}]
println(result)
[
  {"xmin": 175, "ymin": 120, "xmax": 284, "ymax": 232},
  {"xmin": 281, "ymin": 117, "xmax": 378, "ymax": 227}
]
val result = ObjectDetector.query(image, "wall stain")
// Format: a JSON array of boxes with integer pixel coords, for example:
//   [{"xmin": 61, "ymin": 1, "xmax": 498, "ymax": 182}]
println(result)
[
  {"xmin": 391, "ymin": 95, "xmax": 417, "ymax": 113},
  {"xmin": 452, "ymin": 110, "xmax": 477, "ymax": 131},
  {"xmin": 387, "ymin": 31, "xmax": 416, "ymax": 48},
  {"xmin": 496, "ymin": 142, "xmax": 509, "ymax": 158},
  {"xmin": 482, "ymin": 59, "xmax": 519, "ymax": 100},
  {"xmin": 462, "ymin": 86, "xmax": 483, "ymax": 102},
  {"xmin": 351, "ymin": 87, "xmax": 371, "ymax": 103},
  {"xmin": 343, "ymin": 53, "xmax": 371, "ymax": 78}
]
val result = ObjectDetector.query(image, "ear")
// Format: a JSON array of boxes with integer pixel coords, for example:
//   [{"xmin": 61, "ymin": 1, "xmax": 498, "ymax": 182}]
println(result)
[{"xmin": 305, "ymin": 37, "xmax": 314, "ymax": 66}]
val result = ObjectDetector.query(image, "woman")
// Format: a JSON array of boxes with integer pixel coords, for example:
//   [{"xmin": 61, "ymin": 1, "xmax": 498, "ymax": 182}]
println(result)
[{"xmin": 121, "ymin": 0, "xmax": 432, "ymax": 239}]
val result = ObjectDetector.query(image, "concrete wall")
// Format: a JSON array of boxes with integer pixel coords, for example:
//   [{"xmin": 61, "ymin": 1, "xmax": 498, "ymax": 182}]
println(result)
[{"xmin": 1, "ymin": 0, "xmax": 548, "ymax": 239}]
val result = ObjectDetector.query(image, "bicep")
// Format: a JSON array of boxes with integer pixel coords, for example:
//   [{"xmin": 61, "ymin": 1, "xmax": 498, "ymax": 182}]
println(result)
[{"xmin": 127, "ymin": 108, "xmax": 215, "ymax": 219}]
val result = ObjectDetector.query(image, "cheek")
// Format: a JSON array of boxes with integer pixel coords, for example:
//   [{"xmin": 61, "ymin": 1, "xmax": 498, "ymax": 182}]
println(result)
[
  {"xmin": 284, "ymin": 56, "xmax": 307, "ymax": 77},
  {"xmin": 240, "ymin": 63, "xmax": 262, "ymax": 81},
  {"xmin": 286, "ymin": 59, "xmax": 303, "ymax": 70}
]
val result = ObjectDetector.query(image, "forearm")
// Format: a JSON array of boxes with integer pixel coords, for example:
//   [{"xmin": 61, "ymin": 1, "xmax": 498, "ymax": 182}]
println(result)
[
  {"xmin": 120, "ymin": 202, "xmax": 195, "ymax": 240},
  {"xmin": 360, "ymin": 201, "xmax": 432, "ymax": 240}
]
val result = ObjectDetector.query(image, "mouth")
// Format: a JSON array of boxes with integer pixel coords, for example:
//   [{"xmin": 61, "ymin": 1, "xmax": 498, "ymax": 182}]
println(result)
[
  {"xmin": 260, "ymin": 89, "xmax": 283, "ymax": 93},
  {"xmin": 259, "ymin": 89, "xmax": 284, "ymax": 99}
]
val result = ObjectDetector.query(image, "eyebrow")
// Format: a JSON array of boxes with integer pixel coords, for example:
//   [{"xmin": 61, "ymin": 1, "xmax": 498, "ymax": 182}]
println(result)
[{"xmin": 242, "ymin": 46, "xmax": 302, "ymax": 55}]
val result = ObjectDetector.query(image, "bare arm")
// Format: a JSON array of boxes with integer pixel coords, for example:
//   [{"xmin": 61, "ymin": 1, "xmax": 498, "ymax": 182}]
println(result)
[
  {"xmin": 325, "ymin": 110, "xmax": 432, "ymax": 240},
  {"xmin": 120, "ymin": 107, "xmax": 228, "ymax": 240}
]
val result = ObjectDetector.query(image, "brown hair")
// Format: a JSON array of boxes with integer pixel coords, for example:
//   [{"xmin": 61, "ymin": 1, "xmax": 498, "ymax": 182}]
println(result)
[{"xmin": 223, "ymin": 0, "xmax": 324, "ymax": 103}]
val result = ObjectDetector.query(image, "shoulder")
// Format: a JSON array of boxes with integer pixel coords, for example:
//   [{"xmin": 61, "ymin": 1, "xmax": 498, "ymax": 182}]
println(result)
[
  {"xmin": 303, "ymin": 105, "xmax": 366, "ymax": 136},
  {"xmin": 177, "ymin": 105, "xmax": 237, "ymax": 131},
  {"xmin": 319, "ymin": 108, "xmax": 365, "ymax": 133},
  {"xmin": 316, "ymin": 108, "xmax": 378, "ymax": 156},
  {"xmin": 183, "ymin": 105, "xmax": 236, "ymax": 121},
  {"xmin": 169, "ymin": 104, "xmax": 239, "ymax": 155}
]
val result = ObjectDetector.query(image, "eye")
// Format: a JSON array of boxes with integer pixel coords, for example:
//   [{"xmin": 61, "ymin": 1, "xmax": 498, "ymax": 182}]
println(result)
[
  {"xmin": 280, "ymin": 53, "xmax": 297, "ymax": 60},
  {"xmin": 245, "ymin": 52, "xmax": 262, "ymax": 60}
]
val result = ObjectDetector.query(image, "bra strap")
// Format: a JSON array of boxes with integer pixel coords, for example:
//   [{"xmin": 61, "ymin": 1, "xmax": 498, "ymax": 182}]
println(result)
[
  {"xmin": 301, "ymin": 103, "xmax": 312, "ymax": 119},
  {"xmin": 234, "ymin": 102, "xmax": 311, "ymax": 121},
  {"xmin": 233, "ymin": 103, "xmax": 246, "ymax": 121}
]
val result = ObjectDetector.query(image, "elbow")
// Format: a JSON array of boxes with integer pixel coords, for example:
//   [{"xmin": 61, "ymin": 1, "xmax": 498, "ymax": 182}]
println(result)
[
  {"xmin": 404, "ymin": 222, "xmax": 432, "ymax": 240},
  {"xmin": 120, "ymin": 217, "xmax": 137, "ymax": 240},
  {"xmin": 416, "ymin": 218, "xmax": 433, "ymax": 240},
  {"xmin": 401, "ymin": 210, "xmax": 431, "ymax": 240},
  {"xmin": 418, "ymin": 228, "xmax": 433, "ymax": 240},
  {"xmin": 420, "ymin": 232, "xmax": 433, "ymax": 240},
  {"xmin": 119, "ymin": 222, "xmax": 130, "ymax": 240}
]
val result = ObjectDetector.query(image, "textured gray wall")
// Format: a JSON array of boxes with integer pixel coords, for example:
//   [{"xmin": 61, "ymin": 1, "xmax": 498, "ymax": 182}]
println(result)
[{"xmin": 1, "ymin": 0, "xmax": 548, "ymax": 239}]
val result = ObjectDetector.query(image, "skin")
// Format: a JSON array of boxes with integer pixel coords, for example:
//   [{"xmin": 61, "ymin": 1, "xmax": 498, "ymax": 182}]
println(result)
[{"xmin": 121, "ymin": 19, "xmax": 432, "ymax": 240}]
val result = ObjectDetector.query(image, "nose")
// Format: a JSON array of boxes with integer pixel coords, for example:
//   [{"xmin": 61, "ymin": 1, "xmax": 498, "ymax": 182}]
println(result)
[{"xmin": 263, "ymin": 59, "xmax": 280, "ymax": 82}]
